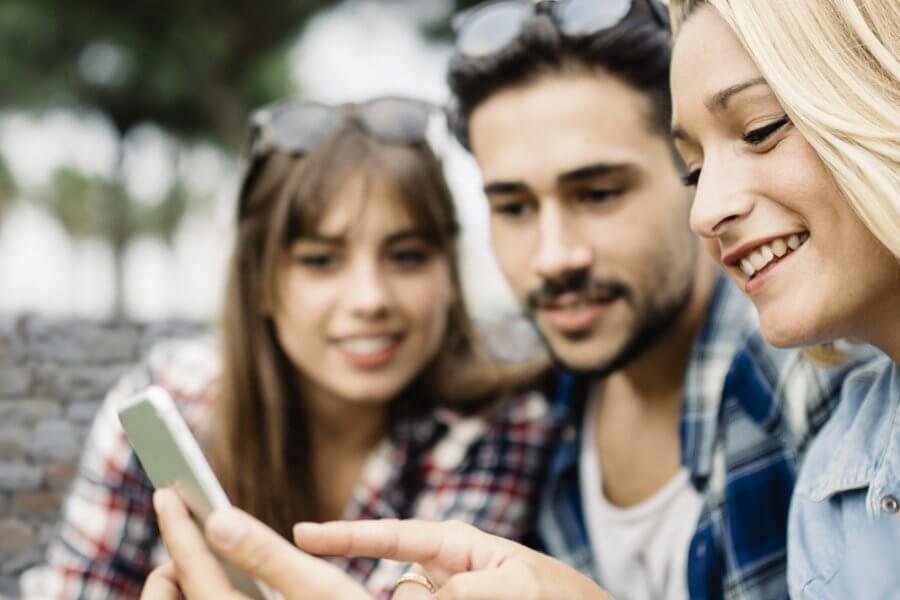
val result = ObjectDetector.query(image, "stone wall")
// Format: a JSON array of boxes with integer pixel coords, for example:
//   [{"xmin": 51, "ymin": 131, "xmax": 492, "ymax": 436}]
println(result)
[
  {"xmin": 0, "ymin": 315, "xmax": 206, "ymax": 598},
  {"xmin": 0, "ymin": 314, "xmax": 540, "ymax": 598}
]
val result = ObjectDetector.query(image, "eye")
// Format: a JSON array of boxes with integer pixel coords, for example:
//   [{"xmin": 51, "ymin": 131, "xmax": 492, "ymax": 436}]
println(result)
[
  {"xmin": 742, "ymin": 116, "xmax": 790, "ymax": 146},
  {"xmin": 682, "ymin": 169, "xmax": 701, "ymax": 188},
  {"xmin": 294, "ymin": 252, "xmax": 339, "ymax": 271},
  {"xmin": 388, "ymin": 246, "xmax": 431, "ymax": 268},
  {"xmin": 491, "ymin": 200, "xmax": 534, "ymax": 219},
  {"xmin": 574, "ymin": 188, "xmax": 622, "ymax": 205}
]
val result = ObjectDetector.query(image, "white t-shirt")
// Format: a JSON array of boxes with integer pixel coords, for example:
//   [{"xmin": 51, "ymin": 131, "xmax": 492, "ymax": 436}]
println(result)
[{"xmin": 579, "ymin": 395, "xmax": 703, "ymax": 600}]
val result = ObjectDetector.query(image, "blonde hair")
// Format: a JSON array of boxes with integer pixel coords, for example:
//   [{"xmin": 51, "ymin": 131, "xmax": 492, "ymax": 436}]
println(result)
[{"xmin": 669, "ymin": 0, "xmax": 900, "ymax": 259}]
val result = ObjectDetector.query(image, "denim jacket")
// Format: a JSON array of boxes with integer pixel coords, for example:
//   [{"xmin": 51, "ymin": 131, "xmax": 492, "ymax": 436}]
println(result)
[{"xmin": 788, "ymin": 356, "xmax": 900, "ymax": 599}]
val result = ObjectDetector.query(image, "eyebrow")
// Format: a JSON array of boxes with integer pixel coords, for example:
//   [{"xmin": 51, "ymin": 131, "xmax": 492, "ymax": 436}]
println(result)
[
  {"xmin": 706, "ymin": 77, "xmax": 768, "ymax": 112},
  {"xmin": 483, "ymin": 181, "xmax": 529, "ymax": 196},
  {"xmin": 671, "ymin": 77, "xmax": 769, "ymax": 141},
  {"xmin": 384, "ymin": 229, "xmax": 428, "ymax": 245},
  {"xmin": 482, "ymin": 162, "xmax": 630, "ymax": 197},
  {"xmin": 557, "ymin": 163, "xmax": 629, "ymax": 184},
  {"xmin": 298, "ymin": 228, "xmax": 427, "ymax": 246}
]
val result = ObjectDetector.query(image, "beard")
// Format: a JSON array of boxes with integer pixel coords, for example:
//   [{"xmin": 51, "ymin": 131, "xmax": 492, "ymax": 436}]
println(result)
[{"xmin": 525, "ymin": 269, "xmax": 696, "ymax": 379}]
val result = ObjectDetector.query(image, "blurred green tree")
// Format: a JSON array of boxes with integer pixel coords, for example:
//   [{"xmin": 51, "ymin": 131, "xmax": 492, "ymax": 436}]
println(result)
[
  {"xmin": 0, "ymin": 0, "xmax": 477, "ymax": 317},
  {"xmin": 0, "ymin": 156, "xmax": 14, "ymax": 220},
  {"xmin": 0, "ymin": 0, "xmax": 334, "ymax": 316},
  {"xmin": 0, "ymin": 0, "xmax": 333, "ymax": 145}
]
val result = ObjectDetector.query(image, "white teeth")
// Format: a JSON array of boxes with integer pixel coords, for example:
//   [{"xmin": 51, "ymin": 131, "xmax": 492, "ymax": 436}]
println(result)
[
  {"xmin": 736, "ymin": 232, "xmax": 809, "ymax": 278},
  {"xmin": 771, "ymin": 238, "xmax": 788, "ymax": 257},
  {"xmin": 749, "ymin": 251, "xmax": 767, "ymax": 270},
  {"xmin": 340, "ymin": 336, "xmax": 395, "ymax": 355},
  {"xmin": 740, "ymin": 259, "xmax": 755, "ymax": 276}
]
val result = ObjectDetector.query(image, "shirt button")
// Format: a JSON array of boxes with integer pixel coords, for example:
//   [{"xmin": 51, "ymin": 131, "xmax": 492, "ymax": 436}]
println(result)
[
  {"xmin": 562, "ymin": 425, "xmax": 576, "ymax": 442},
  {"xmin": 882, "ymin": 495, "xmax": 900, "ymax": 514}
]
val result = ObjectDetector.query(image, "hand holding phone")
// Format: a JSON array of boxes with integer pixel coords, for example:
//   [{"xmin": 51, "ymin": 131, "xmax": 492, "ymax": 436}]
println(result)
[{"xmin": 118, "ymin": 385, "xmax": 272, "ymax": 600}]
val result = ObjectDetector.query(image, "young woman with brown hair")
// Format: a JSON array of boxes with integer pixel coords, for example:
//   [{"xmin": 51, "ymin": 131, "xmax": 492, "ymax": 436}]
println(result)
[{"xmin": 25, "ymin": 97, "xmax": 553, "ymax": 600}]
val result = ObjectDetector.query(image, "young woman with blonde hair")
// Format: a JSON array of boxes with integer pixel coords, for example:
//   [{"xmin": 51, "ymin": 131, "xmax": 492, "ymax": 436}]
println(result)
[{"xmin": 667, "ymin": 0, "xmax": 899, "ymax": 596}]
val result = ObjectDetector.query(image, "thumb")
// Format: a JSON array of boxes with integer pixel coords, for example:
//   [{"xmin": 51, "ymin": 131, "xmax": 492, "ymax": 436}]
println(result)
[{"xmin": 206, "ymin": 508, "xmax": 370, "ymax": 600}]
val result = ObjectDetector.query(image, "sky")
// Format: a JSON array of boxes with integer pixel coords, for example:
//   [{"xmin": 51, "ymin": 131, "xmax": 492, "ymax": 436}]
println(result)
[{"xmin": 0, "ymin": 0, "xmax": 520, "ymax": 323}]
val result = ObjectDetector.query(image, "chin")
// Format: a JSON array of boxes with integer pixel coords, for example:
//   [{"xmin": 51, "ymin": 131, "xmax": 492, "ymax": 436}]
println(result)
[
  {"xmin": 759, "ymin": 313, "xmax": 822, "ymax": 349},
  {"xmin": 547, "ymin": 339, "xmax": 618, "ymax": 374},
  {"xmin": 758, "ymin": 292, "xmax": 846, "ymax": 349},
  {"xmin": 336, "ymin": 380, "xmax": 404, "ymax": 405}
]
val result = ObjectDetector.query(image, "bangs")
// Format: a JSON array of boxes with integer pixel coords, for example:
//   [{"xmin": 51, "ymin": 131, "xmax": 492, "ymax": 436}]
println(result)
[
  {"xmin": 252, "ymin": 122, "xmax": 461, "ymax": 308},
  {"xmin": 280, "ymin": 123, "xmax": 459, "ymax": 246}
]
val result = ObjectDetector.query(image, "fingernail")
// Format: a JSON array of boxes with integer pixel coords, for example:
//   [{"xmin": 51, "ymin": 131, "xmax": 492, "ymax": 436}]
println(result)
[
  {"xmin": 293, "ymin": 522, "xmax": 319, "ymax": 539},
  {"xmin": 152, "ymin": 490, "xmax": 168, "ymax": 513},
  {"xmin": 207, "ymin": 509, "xmax": 248, "ymax": 549}
]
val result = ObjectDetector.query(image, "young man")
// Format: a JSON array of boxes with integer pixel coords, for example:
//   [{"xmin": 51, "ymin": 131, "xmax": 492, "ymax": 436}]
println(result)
[
  {"xmin": 138, "ymin": 2, "xmax": 864, "ymax": 599},
  {"xmin": 438, "ymin": 0, "xmax": 860, "ymax": 598}
]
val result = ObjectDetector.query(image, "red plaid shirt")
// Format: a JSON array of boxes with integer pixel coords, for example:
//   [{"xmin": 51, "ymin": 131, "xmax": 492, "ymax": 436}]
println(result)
[{"xmin": 22, "ymin": 336, "xmax": 554, "ymax": 599}]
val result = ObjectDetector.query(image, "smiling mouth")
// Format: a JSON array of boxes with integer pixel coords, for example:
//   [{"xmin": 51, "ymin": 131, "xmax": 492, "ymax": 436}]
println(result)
[
  {"xmin": 334, "ymin": 335, "xmax": 404, "ymax": 369},
  {"xmin": 737, "ymin": 232, "xmax": 809, "ymax": 280},
  {"xmin": 337, "ymin": 335, "xmax": 401, "ymax": 356}
]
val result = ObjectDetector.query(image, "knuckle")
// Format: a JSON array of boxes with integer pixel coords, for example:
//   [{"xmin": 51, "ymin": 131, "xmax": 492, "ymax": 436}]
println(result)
[{"xmin": 445, "ymin": 520, "xmax": 475, "ymax": 535}]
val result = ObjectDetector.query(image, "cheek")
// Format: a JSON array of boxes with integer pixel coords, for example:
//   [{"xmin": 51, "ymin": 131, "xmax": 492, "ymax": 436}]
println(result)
[
  {"xmin": 702, "ymin": 238, "xmax": 721, "ymax": 262},
  {"xmin": 490, "ymin": 223, "xmax": 534, "ymax": 295},
  {"xmin": 398, "ymin": 279, "xmax": 453, "ymax": 362},
  {"xmin": 405, "ymin": 268, "xmax": 454, "ymax": 324},
  {"xmin": 272, "ymin": 276, "xmax": 336, "ymax": 356}
]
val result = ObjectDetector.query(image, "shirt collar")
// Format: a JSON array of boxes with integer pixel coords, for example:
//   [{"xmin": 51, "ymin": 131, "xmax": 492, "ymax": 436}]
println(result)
[
  {"xmin": 804, "ymin": 357, "xmax": 899, "ymax": 501},
  {"xmin": 674, "ymin": 275, "xmax": 758, "ymax": 487}
]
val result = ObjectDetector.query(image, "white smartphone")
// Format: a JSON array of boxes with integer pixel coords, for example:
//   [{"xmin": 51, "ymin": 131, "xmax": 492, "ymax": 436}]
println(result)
[{"xmin": 118, "ymin": 385, "xmax": 273, "ymax": 600}]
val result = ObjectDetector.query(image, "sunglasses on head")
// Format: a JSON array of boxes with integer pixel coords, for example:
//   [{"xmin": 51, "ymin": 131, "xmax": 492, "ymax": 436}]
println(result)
[
  {"xmin": 248, "ymin": 96, "xmax": 438, "ymax": 158},
  {"xmin": 452, "ymin": 0, "xmax": 669, "ymax": 58},
  {"xmin": 239, "ymin": 96, "xmax": 441, "ymax": 222}
]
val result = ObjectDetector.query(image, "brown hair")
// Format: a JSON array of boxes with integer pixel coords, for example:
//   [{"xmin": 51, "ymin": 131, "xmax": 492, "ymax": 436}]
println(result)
[{"xmin": 207, "ymin": 120, "xmax": 544, "ymax": 538}]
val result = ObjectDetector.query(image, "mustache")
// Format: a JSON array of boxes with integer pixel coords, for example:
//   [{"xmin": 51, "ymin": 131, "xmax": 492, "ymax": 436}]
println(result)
[{"xmin": 526, "ymin": 274, "xmax": 628, "ymax": 311}]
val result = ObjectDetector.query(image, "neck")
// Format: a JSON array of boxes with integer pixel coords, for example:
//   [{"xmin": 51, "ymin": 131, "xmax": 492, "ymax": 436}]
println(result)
[
  {"xmin": 859, "ymin": 287, "xmax": 900, "ymax": 363},
  {"xmin": 603, "ymin": 251, "xmax": 720, "ymax": 412},
  {"xmin": 300, "ymin": 378, "xmax": 389, "ymax": 456}
]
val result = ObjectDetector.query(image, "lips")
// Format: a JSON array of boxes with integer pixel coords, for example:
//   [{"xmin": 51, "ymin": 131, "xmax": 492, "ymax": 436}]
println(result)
[
  {"xmin": 335, "ymin": 334, "xmax": 404, "ymax": 369},
  {"xmin": 736, "ymin": 232, "xmax": 809, "ymax": 279},
  {"xmin": 539, "ymin": 296, "xmax": 617, "ymax": 333}
]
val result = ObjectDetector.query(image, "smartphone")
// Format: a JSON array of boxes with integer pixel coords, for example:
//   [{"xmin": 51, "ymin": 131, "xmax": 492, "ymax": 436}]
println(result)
[{"xmin": 118, "ymin": 385, "xmax": 273, "ymax": 600}]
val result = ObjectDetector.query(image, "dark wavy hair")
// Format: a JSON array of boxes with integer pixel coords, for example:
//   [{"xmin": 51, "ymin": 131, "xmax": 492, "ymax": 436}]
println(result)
[{"xmin": 448, "ymin": 0, "xmax": 672, "ymax": 150}]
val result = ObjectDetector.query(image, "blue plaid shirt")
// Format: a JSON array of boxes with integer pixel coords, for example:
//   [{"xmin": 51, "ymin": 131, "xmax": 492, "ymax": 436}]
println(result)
[{"xmin": 538, "ymin": 276, "xmax": 865, "ymax": 600}]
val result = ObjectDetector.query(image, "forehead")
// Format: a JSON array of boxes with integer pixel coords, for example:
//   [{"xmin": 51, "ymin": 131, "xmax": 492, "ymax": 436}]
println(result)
[
  {"xmin": 469, "ymin": 71, "xmax": 662, "ymax": 183},
  {"xmin": 314, "ymin": 173, "xmax": 416, "ymax": 238},
  {"xmin": 671, "ymin": 6, "xmax": 763, "ymax": 121}
]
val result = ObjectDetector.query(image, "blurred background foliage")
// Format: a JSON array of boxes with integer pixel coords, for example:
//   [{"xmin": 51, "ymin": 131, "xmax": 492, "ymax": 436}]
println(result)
[{"xmin": 0, "ymin": 0, "xmax": 480, "ymax": 317}]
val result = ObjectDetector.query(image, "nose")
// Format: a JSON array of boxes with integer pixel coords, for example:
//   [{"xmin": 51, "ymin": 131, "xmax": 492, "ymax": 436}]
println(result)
[
  {"xmin": 531, "ymin": 201, "xmax": 592, "ymax": 282},
  {"xmin": 346, "ymin": 257, "xmax": 393, "ymax": 319},
  {"xmin": 689, "ymin": 157, "xmax": 756, "ymax": 239}
]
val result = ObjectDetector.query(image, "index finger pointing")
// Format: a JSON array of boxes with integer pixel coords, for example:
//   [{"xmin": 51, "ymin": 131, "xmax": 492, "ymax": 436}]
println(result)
[{"xmin": 293, "ymin": 520, "xmax": 506, "ymax": 574}]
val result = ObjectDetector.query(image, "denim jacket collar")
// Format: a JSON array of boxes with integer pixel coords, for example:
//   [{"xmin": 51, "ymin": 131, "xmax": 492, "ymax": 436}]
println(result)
[{"xmin": 802, "ymin": 357, "xmax": 900, "ymax": 502}]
